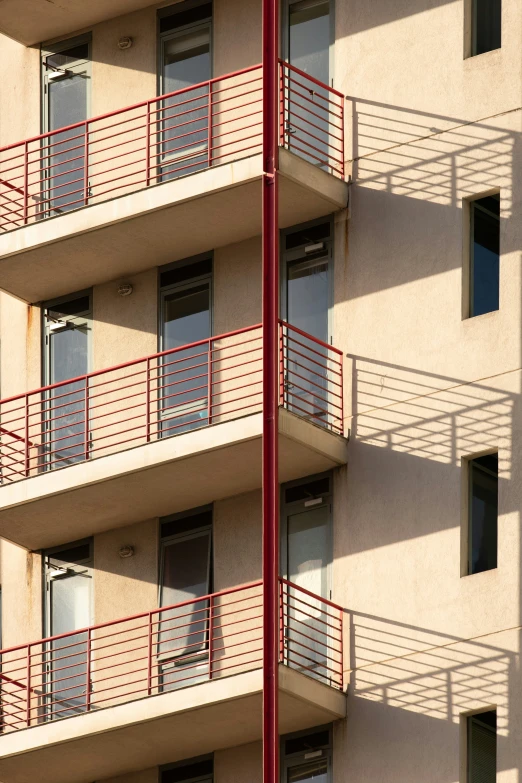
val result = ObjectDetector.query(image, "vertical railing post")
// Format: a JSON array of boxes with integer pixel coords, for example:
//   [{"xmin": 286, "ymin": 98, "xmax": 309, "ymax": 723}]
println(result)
[
  {"xmin": 208, "ymin": 594, "xmax": 214, "ymax": 680},
  {"xmin": 84, "ymin": 378, "xmax": 89, "ymax": 461},
  {"xmin": 23, "ymin": 141, "xmax": 29, "ymax": 225},
  {"xmin": 339, "ymin": 354, "xmax": 344, "ymax": 436},
  {"xmin": 207, "ymin": 82, "xmax": 213, "ymax": 168},
  {"xmin": 147, "ymin": 612, "xmax": 153, "ymax": 696},
  {"xmin": 86, "ymin": 628, "xmax": 91, "ymax": 712},
  {"xmin": 278, "ymin": 579, "xmax": 284, "ymax": 664},
  {"xmin": 339, "ymin": 611, "xmax": 343, "ymax": 691},
  {"xmin": 26, "ymin": 644, "xmax": 31, "ymax": 727},
  {"xmin": 146, "ymin": 357, "xmax": 151, "ymax": 443},
  {"xmin": 278, "ymin": 63, "xmax": 284, "ymax": 148},
  {"xmin": 340, "ymin": 98, "xmax": 345, "ymax": 180},
  {"xmin": 24, "ymin": 394, "xmax": 30, "ymax": 478},
  {"xmin": 146, "ymin": 102, "xmax": 151, "ymax": 187},
  {"xmin": 84, "ymin": 121, "xmax": 89, "ymax": 206},
  {"xmin": 278, "ymin": 322, "xmax": 284, "ymax": 408},
  {"xmin": 208, "ymin": 338, "xmax": 213, "ymax": 425}
]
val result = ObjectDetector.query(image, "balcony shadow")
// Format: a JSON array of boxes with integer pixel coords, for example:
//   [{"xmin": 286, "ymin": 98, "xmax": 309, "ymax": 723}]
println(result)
[{"xmin": 338, "ymin": 610, "xmax": 522, "ymax": 782}]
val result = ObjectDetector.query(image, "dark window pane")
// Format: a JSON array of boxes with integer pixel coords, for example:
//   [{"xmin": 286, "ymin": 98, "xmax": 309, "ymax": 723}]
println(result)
[
  {"xmin": 160, "ymin": 259, "xmax": 212, "ymax": 288},
  {"xmin": 468, "ymin": 711, "xmax": 496, "ymax": 783},
  {"xmin": 45, "ymin": 43, "xmax": 89, "ymax": 70},
  {"xmin": 48, "ymin": 542, "xmax": 91, "ymax": 567},
  {"xmin": 285, "ymin": 477, "xmax": 330, "ymax": 504},
  {"xmin": 469, "ymin": 453, "xmax": 498, "ymax": 574},
  {"xmin": 161, "ymin": 510, "xmax": 212, "ymax": 539},
  {"xmin": 160, "ymin": 2, "xmax": 212, "ymax": 33},
  {"xmin": 48, "ymin": 295, "xmax": 90, "ymax": 320},
  {"xmin": 161, "ymin": 758, "xmax": 213, "ymax": 783},
  {"xmin": 285, "ymin": 222, "xmax": 330, "ymax": 250},
  {"xmin": 471, "ymin": 194, "xmax": 499, "ymax": 317},
  {"xmin": 285, "ymin": 729, "xmax": 330, "ymax": 756},
  {"xmin": 473, "ymin": 0, "xmax": 501, "ymax": 55}
]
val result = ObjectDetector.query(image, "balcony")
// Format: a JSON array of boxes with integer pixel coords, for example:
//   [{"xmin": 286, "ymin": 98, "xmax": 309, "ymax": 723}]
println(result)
[
  {"xmin": 0, "ymin": 0, "xmax": 169, "ymax": 46},
  {"xmin": 0, "ymin": 579, "xmax": 345, "ymax": 783},
  {"xmin": 0, "ymin": 321, "xmax": 347, "ymax": 549},
  {"xmin": 0, "ymin": 63, "xmax": 347, "ymax": 303}
]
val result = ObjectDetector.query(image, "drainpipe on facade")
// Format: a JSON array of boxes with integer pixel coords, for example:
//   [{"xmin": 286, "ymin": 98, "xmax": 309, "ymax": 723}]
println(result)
[{"xmin": 262, "ymin": 0, "xmax": 279, "ymax": 780}]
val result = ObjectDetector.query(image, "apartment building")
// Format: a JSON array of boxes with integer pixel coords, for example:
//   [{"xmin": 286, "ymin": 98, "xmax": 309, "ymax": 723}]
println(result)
[{"xmin": 0, "ymin": 0, "xmax": 517, "ymax": 781}]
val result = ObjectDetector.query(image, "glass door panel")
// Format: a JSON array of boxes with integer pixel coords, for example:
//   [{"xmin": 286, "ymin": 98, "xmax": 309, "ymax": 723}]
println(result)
[
  {"xmin": 161, "ymin": 26, "xmax": 211, "ymax": 179},
  {"xmin": 287, "ymin": 759, "xmax": 329, "ymax": 783},
  {"xmin": 43, "ymin": 43, "xmax": 90, "ymax": 215},
  {"xmin": 159, "ymin": 531, "xmax": 211, "ymax": 690},
  {"xmin": 286, "ymin": 0, "xmax": 330, "ymax": 168},
  {"xmin": 284, "ymin": 487, "xmax": 331, "ymax": 684},
  {"xmin": 44, "ymin": 295, "xmax": 90, "ymax": 469},
  {"xmin": 285, "ymin": 252, "xmax": 329, "ymax": 426},
  {"xmin": 161, "ymin": 281, "xmax": 211, "ymax": 435}
]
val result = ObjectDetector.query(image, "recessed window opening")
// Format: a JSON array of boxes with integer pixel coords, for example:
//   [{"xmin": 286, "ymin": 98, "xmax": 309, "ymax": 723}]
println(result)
[
  {"xmin": 472, "ymin": 0, "xmax": 501, "ymax": 56},
  {"xmin": 469, "ymin": 193, "xmax": 499, "ymax": 317},
  {"xmin": 158, "ymin": 508, "xmax": 212, "ymax": 691},
  {"xmin": 468, "ymin": 453, "xmax": 498, "ymax": 575},
  {"xmin": 467, "ymin": 709, "xmax": 496, "ymax": 782},
  {"xmin": 283, "ymin": 726, "xmax": 332, "ymax": 783}
]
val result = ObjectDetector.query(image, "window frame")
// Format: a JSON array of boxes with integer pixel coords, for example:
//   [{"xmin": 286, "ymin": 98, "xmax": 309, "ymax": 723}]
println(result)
[
  {"xmin": 466, "ymin": 708, "xmax": 497, "ymax": 783},
  {"xmin": 281, "ymin": 0, "xmax": 335, "ymax": 87},
  {"xmin": 469, "ymin": 192, "xmax": 500, "ymax": 319},
  {"xmin": 280, "ymin": 216, "xmax": 334, "ymax": 345},
  {"xmin": 281, "ymin": 724, "xmax": 333, "ymax": 783},
  {"xmin": 158, "ymin": 254, "xmax": 213, "ymax": 353},
  {"xmin": 41, "ymin": 33, "xmax": 92, "ymax": 135},
  {"xmin": 280, "ymin": 471, "xmax": 333, "ymax": 601},
  {"xmin": 42, "ymin": 288, "xmax": 93, "ymax": 387},
  {"xmin": 42, "ymin": 537, "xmax": 94, "ymax": 639},
  {"xmin": 471, "ymin": 0, "xmax": 501, "ymax": 57},
  {"xmin": 462, "ymin": 450, "xmax": 499, "ymax": 577},
  {"xmin": 157, "ymin": 0, "xmax": 213, "ymax": 98}
]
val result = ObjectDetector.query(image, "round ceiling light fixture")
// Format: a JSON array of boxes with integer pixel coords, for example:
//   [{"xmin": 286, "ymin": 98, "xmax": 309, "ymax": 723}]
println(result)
[
  {"xmin": 117, "ymin": 283, "xmax": 133, "ymax": 297},
  {"xmin": 118, "ymin": 36, "xmax": 133, "ymax": 50},
  {"xmin": 119, "ymin": 545, "xmax": 135, "ymax": 559}
]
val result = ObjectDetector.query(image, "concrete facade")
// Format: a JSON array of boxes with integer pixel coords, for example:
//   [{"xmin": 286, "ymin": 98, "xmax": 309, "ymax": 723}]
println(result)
[{"xmin": 0, "ymin": 0, "xmax": 520, "ymax": 782}]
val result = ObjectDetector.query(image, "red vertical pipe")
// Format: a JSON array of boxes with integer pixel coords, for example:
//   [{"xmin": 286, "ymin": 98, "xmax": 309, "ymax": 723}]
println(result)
[{"xmin": 262, "ymin": 0, "xmax": 279, "ymax": 779}]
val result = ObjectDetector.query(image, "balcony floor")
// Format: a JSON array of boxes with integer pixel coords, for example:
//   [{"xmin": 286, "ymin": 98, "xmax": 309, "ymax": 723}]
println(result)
[
  {"xmin": 0, "ymin": 665, "xmax": 345, "ymax": 783},
  {"xmin": 0, "ymin": 150, "xmax": 348, "ymax": 304},
  {"xmin": 0, "ymin": 408, "xmax": 348, "ymax": 550}
]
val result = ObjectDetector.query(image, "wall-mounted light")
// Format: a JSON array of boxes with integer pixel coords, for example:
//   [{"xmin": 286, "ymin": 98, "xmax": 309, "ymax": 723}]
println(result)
[
  {"xmin": 117, "ymin": 283, "xmax": 133, "ymax": 297},
  {"xmin": 118, "ymin": 37, "xmax": 133, "ymax": 50},
  {"xmin": 119, "ymin": 545, "xmax": 134, "ymax": 559}
]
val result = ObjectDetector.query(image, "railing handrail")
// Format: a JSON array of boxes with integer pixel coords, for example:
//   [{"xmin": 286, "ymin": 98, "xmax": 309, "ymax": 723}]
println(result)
[
  {"xmin": 0, "ymin": 579, "xmax": 264, "ymax": 658},
  {"xmin": 0, "ymin": 577, "xmax": 341, "ymax": 658},
  {"xmin": 0, "ymin": 319, "xmax": 342, "ymax": 406},
  {"xmin": 0, "ymin": 63, "xmax": 263, "ymax": 157},
  {"xmin": 279, "ymin": 576, "xmax": 343, "ymax": 612},
  {"xmin": 0, "ymin": 322, "xmax": 264, "ymax": 407},
  {"xmin": 280, "ymin": 319, "xmax": 343, "ymax": 356},
  {"xmin": 279, "ymin": 59, "xmax": 344, "ymax": 101}
]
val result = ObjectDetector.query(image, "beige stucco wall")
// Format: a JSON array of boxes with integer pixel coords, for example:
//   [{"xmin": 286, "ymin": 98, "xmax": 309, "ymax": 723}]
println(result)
[{"xmin": 0, "ymin": 0, "xmax": 521, "ymax": 781}]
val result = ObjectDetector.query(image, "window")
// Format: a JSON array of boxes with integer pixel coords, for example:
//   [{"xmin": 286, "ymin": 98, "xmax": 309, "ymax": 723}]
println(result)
[
  {"xmin": 468, "ymin": 453, "xmax": 498, "ymax": 575},
  {"xmin": 467, "ymin": 710, "xmax": 496, "ymax": 782},
  {"xmin": 469, "ymin": 193, "xmax": 500, "ymax": 317},
  {"xmin": 159, "ymin": 257, "xmax": 212, "ymax": 434},
  {"xmin": 161, "ymin": 755, "xmax": 213, "ymax": 783},
  {"xmin": 42, "ymin": 291, "xmax": 92, "ymax": 468},
  {"xmin": 43, "ymin": 539, "xmax": 93, "ymax": 719},
  {"xmin": 472, "ymin": 0, "xmax": 501, "ymax": 56},
  {"xmin": 281, "ymin": 475, "xmax": 332, "ymax": 684},
  {"xmin": 41, "ymin": 35, "xmax": 91, "ymax": 215},
  {"xmin": 158, "ymin": 1, "xmax": 212, "ymax": 178},
  {"xmin": 158, "ymin": 508, "xmax": 212, "ymax": 690},
  {"xmin": 281, "ymin": 220, "xmax": 333, "ymax": 428},
  {"xmin": 282, "ymin": 727, "xmax": 332, "ymax": 783}
]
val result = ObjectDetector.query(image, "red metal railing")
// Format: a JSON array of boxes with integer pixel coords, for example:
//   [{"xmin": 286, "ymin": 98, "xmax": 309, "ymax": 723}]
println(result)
[
  {"xmin": 0, "ymin": 63, "xmax": 344, "ymax": 234},
  {"xmin": 0, "ymin": 321, "xmax": 343, "ymax": 484},
  {"xmin": 0, "ymin": 578, "xmax": 342, "ymax": 732}
]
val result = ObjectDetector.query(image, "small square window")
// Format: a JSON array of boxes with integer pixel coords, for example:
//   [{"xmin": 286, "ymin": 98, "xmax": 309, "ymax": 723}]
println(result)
[
  {"xmin": 468, "ymin": 453, "xmax": 498, "ymax": 575},
  {"xmin": 467, "ymin": 710, "xmax": 496, "ymax": 782},
  {"xmin": 472, "ymin": 0, "xmax": 501, "ymax": 56},
  {"xmin": 469, "ymin": 194, "xmax": 500, "ymax": 317}
]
